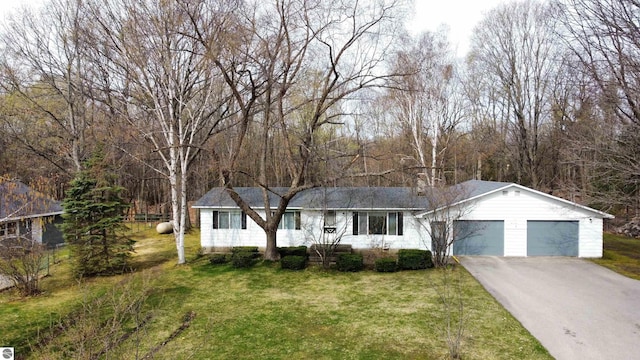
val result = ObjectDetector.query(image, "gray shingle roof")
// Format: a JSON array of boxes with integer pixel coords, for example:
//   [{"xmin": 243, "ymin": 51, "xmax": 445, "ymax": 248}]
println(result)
[
  {"xmin": 193, "ymin": 186, "xmax": 432, "ymax": 210},
  {"xmin": 0, "ymin": 179, "xmax": 63, "ymax": 220},
  {"xmin": 450, "ymin": 180, "xmax": 512, "ymax": 199},
  {"xmin": 193, "ymin": 180, "xmax": 614, "ymax": 219}
]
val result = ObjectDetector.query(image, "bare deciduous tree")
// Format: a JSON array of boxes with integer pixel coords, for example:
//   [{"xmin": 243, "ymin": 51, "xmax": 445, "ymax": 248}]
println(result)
[
  {"xmin": 188, "ymin": 0, "xmax": 407, "ymax": 260},
  {"xmin": 86, "ymin": 0, "xmax": 232, "ymax": 264},
  {"xmin": 418, "ymin": 184, "xmax": 475, "ymax": 268},
  {"xmin": 302, "ymin": 188, "xmax": 351, "ymax": 269},
  {"xmin": 468, "ymin": 0, "xmax": 562, "ymax": 188},
  {"xmin": 0, "ymin": 0, "xmax": 94, "ymax": 174},
  {"xmin": 558, "ymin": 0, "xmax": 640, "ymax": 212},
  {"xmin": 387, "ymin": 30, "xmax": 464, "ymax": 186},
  {"xmin": 0, "ymin": 236, "xmax": 46, "ymax": 296}
]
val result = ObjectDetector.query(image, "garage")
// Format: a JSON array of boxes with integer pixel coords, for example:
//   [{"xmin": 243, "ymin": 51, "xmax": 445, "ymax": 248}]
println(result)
[
  {"xmin": 527, "ymin": 221, "xmax": 579, "ymax": 256},
  {"xmin": 417, "ymin": 180, "xmax": 613, "ymax": 258},
  {"xmin": 453, "ymin": 220, "xmax": 504, "ymax": 256}
]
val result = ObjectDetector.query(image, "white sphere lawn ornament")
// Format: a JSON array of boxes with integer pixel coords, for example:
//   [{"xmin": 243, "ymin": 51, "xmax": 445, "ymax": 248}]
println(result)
[{"xmin": 156, "ymin": 221, "xmax": 173, "ymax": 234}]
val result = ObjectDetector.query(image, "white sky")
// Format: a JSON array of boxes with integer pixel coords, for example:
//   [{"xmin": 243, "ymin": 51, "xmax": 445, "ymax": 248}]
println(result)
[
  {"xmin": 0, "ymin": 0, "xmax": 41, "ymax": 19},
  {"xmin": 407, "ymin": 0, "xmax": 515, "ymax": 56},
  {"xmin": 0, "ymin": 0, "xmax": 515, "ymax": 57}
]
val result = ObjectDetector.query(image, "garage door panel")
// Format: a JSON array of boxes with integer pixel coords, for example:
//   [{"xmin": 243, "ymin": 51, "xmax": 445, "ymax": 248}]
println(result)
[
  {"xmin": 453, "ymin": 220, "xmax": 504, "ymax": 256},
  {"xmin": 527, "ymin": 221, "xmax": 578, "ymax": 256}
]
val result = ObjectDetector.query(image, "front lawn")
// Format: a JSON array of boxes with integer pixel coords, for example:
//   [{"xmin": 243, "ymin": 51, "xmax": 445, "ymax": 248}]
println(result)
[
  {"xmin": 0, "ymin": 227, "xmax": 550, "ymax": 359},
  {"xmin": 592, "ymin": 233, "xmax": 640, "ymax": 280}
]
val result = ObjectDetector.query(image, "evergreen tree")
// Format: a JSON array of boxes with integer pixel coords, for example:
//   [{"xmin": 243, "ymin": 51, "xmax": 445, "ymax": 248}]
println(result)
[{"xmin": 61, "ymin": 151, "xmax": 133, "ymax": 277}]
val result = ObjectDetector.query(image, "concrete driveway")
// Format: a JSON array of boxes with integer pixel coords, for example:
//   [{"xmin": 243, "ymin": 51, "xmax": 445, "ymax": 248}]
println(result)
[{"xmin": 460, "ymin": 256, "xmax": 640, "ymax": 360}]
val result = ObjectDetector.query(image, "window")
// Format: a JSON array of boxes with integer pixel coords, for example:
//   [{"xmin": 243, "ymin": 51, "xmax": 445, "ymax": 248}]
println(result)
[
  {"xmin": 0, "ymin": 221, "xmax": 18, "ymax": 239},
  {"xmin": 324, "ymin": 211, "xmax": 336, "ymax": 233},
  {"xmin": 388, "ymin": 212, "xmax": 397, "ymax": 235},
  {"xmin": 279, "ymin": 211, "xmax": 301, "ymax": 230},
  {"xmin": 352, "ymin": 212, "xmax": 403, "ymax": 236},
  {"xmin": 368, "ymin": 212, "xmax": 387, "ymax": 234},
  {"xmin": 213, "ymin": 211, "xmax": 247, "ymax": 229}
]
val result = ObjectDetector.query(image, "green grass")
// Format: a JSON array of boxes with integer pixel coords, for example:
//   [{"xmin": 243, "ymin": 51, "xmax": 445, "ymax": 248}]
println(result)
[
  {"xmin": 0, "ymin": 227, "xmax": 551, "ymax": 359},
  {"xmin": 592, "ymin": 233, "xmax": 640, "ymax": 280}
]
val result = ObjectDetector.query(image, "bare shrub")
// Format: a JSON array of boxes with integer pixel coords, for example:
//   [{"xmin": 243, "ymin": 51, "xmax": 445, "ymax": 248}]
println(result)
[
  {"xmin": 33, "ymin": 271, "xmax": 155, "ymax": 359},
  {"xmin": 0, "ymin": 235, "xmax": 47, "ymax": 296}
]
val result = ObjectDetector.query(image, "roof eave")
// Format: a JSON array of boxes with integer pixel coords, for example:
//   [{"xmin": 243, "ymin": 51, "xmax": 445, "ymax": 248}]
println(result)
[{"xmin": 1, "ymin": 211, "xmax": 64, "ymax": 222}]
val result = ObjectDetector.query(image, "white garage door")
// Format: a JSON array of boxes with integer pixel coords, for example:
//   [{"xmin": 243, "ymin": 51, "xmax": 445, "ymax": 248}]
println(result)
[{"xmin": 527, "ymin": 221, "xmax": 579, "ymax": 256}]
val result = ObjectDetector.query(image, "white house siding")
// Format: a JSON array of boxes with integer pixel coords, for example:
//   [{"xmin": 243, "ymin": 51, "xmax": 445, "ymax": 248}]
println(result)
[
  {"xmin": 32, "ymin": 218, "xmax": 43, "ymax": 243},
  {"xmin": 579, "ymin": 218, "xmax": 603, "ymax": 258},
  {"xmin": 200, "ymin": 208, "xmax": 272, "ymax": 248},
  {"xmin": 199, "ymin": 208, "xmax": 428, "ymax": 251},
  {"xmin": 457, "ymin": 186, "xmax": 605, "ymax": 257}
]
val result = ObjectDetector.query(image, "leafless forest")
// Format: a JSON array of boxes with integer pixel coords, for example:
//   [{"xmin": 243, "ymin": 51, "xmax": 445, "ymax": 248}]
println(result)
[{"xmin": 1, "ymin": 0, "xmax": 638, "ymax": 222}]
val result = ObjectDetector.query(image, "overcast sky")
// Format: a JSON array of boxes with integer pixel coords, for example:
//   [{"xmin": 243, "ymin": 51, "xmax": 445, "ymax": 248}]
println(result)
[
  {"xmin": 407, "ymin": 0, "xmax": 515, "ymax": 56},
  {"xmin": 0, "ymin": 0, "xmax": 515, "ymax": 57}
]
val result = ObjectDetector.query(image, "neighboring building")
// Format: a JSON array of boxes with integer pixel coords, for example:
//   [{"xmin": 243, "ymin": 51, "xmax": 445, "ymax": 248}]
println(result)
[
  {"xmin": 193, "ymin": 180, "xmax": 614, "ymax": 258},
  {"xmin": 0, "ymin": 179, "xmax": 64, "ymax": 247}
]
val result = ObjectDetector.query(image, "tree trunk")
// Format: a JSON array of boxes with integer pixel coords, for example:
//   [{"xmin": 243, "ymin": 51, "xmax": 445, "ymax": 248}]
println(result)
[
  {"xmin": 170, "ymin": 160, "xmax": 186, "ymax": 265},
  {"xmin": 264, "ymin": 228, "xmax": 280, "ymax": 261}
]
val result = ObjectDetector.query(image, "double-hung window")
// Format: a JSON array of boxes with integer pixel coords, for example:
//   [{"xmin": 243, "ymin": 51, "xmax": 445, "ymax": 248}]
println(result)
[
  {"xmin": 278, "ymin": 211, "xmax": 301, "ymax": 230},
  {"xmin": 324, "ymin": 210, "xmax": 336, "ymax": 233},
  {"xmin": 212, "ymin": 211, "xmax": 247, "ymax": 229},
  {"xmin": 352, "ymin": 212, "xmax": 403, "ymax": 235}
]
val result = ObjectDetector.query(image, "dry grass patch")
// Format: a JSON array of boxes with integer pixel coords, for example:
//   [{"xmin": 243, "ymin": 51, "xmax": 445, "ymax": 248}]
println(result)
[{"xmin": 592, "ymin": 233, "xmax": 640, "ymax": 280}]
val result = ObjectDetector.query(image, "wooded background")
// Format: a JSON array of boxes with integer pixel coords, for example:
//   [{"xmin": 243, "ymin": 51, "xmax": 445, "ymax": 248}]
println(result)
[{"xmin": 0, "ymin": 0, "xmax": 638, "ymax": 221}]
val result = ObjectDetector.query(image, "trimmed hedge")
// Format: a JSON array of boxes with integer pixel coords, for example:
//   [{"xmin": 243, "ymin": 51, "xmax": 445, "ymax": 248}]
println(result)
[
  {"xmin": 231, "ymin": 246, "xmax": 261, "ymax": 268},
  {"xmin": 231, "ymin": 246, "xmax": 259, "ymax": 255},
  {"xmin": 336, "ymin": 253, "xmax": 364, "ymax": 272},
  {"xmin": 397, "ymin": 249, "xmax": 433, "ymax": 270},
  {"xmin": 210, "ymin": 253, "xmax": 230, "ymax": 265},
  {"xmin": 280, "ymin": 255, "xmax": 307, "ymax": 270},
  {"xmin": 231, "ymin": 251, "xmax": 257, "ymax": 268},
  {"xmin": 277, "ymin": 246, "xmax": 308, "ymax": 258},
  {"xmin": 375, "ymin": 257, "xmax": 398, "ymax": 272}
]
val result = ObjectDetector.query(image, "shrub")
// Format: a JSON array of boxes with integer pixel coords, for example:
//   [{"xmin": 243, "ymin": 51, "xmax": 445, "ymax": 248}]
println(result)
[
  {"xmin": 375, "ymin": 257, "xmax": 397, "ymax": 273},
  {"xmin": 397, "ymin": 249, "xmax": 433, "ymax": 270},
  {"xmin": 280, "ymin": 255, "xmax": 307, "ymax": 270},
  {"xmin": 232, "ymin": 246, "xmax": 260, "ymax": 256},
  {"xmin": 336, "ymin": 253, "xmax": 364, "ymax": 272},
  {"xmin": 210, "ymin": 253, "xmax": 230, "ymax": 265},
  {"xmin": 231, "ymin": 250, "xmax": 260, "ymax": 268},
  {"xmin": 277, "ymin": 246, "xmax": 308, "ymax": 258}
]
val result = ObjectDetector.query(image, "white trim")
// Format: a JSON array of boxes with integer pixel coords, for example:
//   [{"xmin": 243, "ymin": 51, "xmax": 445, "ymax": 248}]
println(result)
[
  {"xmin": 193, "ymin": 205, "xmax": 423, "ymax": 211},
  {"xmin": 0, "ymin": 212, "xmax": 64, "ymax": 222}
]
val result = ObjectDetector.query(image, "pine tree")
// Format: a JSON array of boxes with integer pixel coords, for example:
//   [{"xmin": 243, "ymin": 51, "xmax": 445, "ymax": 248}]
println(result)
[{"xmin": 61, "ymin": 152, "xmax": 133, "ymax": 277}]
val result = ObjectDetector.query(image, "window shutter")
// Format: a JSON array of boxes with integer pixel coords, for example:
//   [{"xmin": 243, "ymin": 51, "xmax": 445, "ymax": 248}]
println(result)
[
  {"xmin": 212, "ymin": 211, "xmax": 219, "ymax": 229},
  {"xmin": 241, "ymin": 212, "xmax": 247, "ymax": 229},
  {"xmin": 398, "ymin": 212, "xmax": 403, "ymax": 236},
  {"xmin": 352, "ymin": 212, "xmax": 359, "ymax": 235},
  {"xmin": 295, "ymin": 212, "xmax": 301, "ymax": 230}
]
